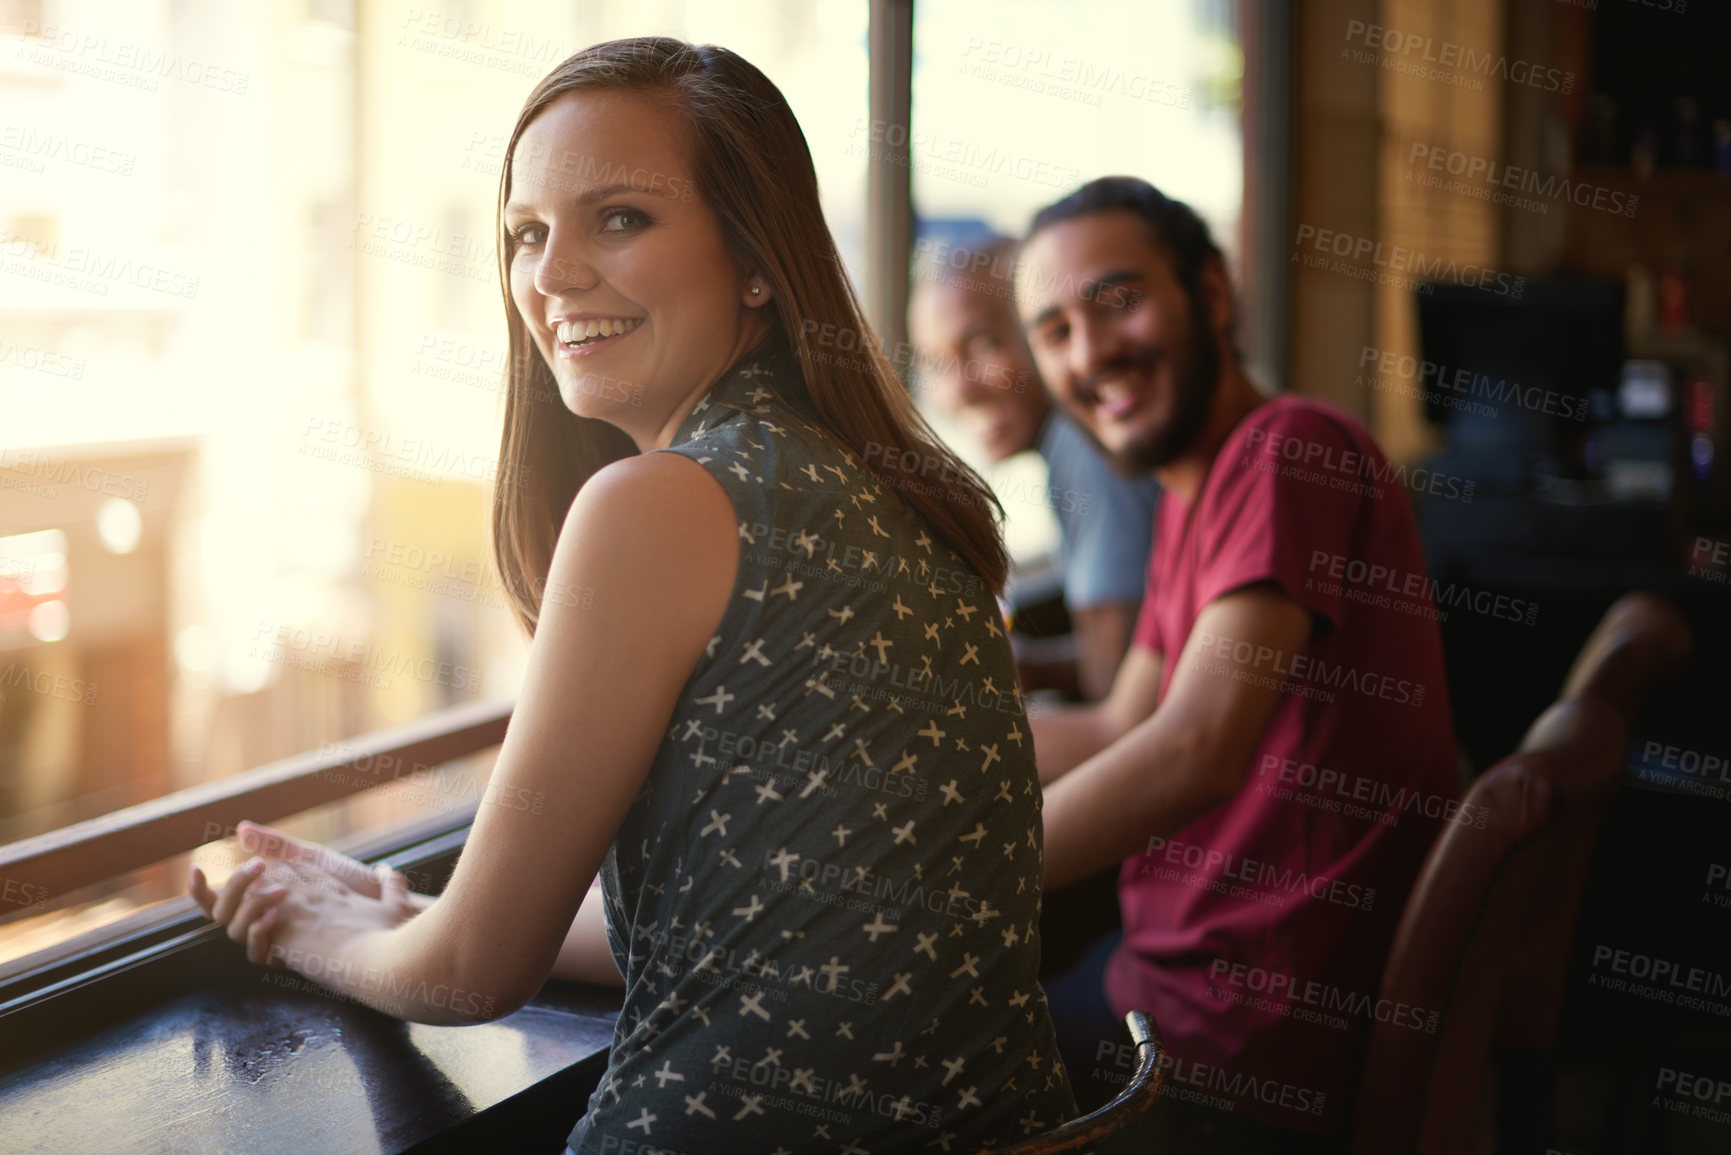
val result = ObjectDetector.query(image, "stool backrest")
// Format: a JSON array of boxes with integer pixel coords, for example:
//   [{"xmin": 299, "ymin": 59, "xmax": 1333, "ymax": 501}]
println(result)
[
  {"xmin": 989, "ymin": 1010, "xmax": 1166, "ymax": 1154},
  {"xmin": 1498, "ymin": 592, "xmax": 1691, "ymax": 1051},
  {"xmin": 1350, "ymin": 592, "xmax": 1691, "ymax": 1155}
]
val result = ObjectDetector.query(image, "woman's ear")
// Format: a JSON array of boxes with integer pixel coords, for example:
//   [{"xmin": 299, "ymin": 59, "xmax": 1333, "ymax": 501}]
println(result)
[{"xmin": 743, "ymin": 275, "xmax": 774, "ymax": 308}]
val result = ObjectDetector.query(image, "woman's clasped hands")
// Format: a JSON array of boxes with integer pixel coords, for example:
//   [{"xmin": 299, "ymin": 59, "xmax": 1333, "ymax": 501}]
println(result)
[{"xmin": 188, "ymin": 820, "xmax": 421, "ymax": 973}]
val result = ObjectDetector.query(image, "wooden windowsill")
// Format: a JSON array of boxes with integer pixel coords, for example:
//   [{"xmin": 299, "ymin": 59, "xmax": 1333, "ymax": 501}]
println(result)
[
  {"xmin": 0, "ymin": 822, "xmax": 620, "ymax": 1154},
  {"xmin": 0, "ymin": 977, "xmax": 620, "ymax": 1155}
]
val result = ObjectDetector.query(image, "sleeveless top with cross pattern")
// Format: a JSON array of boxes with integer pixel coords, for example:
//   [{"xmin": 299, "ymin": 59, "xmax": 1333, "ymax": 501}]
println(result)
[{"xmin": 565, "ymin": 340, "xmax": 1077, "ymax": 1154}]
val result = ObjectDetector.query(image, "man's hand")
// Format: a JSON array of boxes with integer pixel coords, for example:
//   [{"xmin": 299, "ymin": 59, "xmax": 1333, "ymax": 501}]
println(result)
[
  {"xmin": 1030, "ymin": 643, "xmax": 1165, "ymax": 785},
  {"xmin": 1040, "ymin": 583, "xmax": 1313, "ymax": 889},
  {"xmin": 1068, "ymin": 600, "xmax": 1142, "ymax": 701}
]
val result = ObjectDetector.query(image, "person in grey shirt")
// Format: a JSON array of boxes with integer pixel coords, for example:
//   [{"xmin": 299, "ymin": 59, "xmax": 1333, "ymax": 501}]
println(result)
[{"xmin": 911, "ymin": 235, "xmax": 1161, "ymax": 700}]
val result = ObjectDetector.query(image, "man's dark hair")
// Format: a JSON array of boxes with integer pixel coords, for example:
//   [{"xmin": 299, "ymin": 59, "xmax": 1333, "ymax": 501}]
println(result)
[{"xmin": 1027, "ymin": 175, "xmax": 1236, "ymax": 352}]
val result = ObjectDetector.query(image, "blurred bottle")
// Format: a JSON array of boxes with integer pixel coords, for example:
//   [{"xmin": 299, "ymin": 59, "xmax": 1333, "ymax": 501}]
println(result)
[
  {"xmin": 1672, "ymin": 97, "xmax": 1701, "ymax": 167},
  {"xmin": 1632, "ymin": 120, "xmax": 1658, "ymax": 180},
  {"xmin": 1583, "ymin": 93, "xmax": 1619, "ymax": 166},
  {"xmin": 1626, "ymin": 262, "xmax": 1656, "ymax": 341},
  {"xmin": 1658, "ymin": 266, "xmax": 1690, "ymax": 333}
]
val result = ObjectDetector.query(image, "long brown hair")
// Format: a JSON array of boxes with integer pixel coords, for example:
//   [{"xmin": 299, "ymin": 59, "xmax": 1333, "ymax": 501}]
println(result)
[{"xmin": 491, "ymin": 37, "xmax": 1008, "ymax": 636}]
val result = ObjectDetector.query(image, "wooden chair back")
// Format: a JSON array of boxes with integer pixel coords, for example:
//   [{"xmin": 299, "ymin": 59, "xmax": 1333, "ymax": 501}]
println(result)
[
  {"xmin": 989, "ymin": 1010, "xmax": 1166, "ymax": 1155},
  {"xmin": 1349, "ymin": 592, "xmax": 1691, "ymax": 1155}
]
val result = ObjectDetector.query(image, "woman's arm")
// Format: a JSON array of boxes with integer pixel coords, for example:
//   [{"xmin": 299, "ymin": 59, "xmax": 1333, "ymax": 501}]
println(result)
[
  {"xmin": 193, "ymin": 823, "xmax": 621, "ymax": 985},
  {"xmin": 196, "ymin": 452, "xmax": 733, "ymax": 1022},
  {"xmin": 552, "ymin": 885, "xmax": 623, "ymax": 986}
]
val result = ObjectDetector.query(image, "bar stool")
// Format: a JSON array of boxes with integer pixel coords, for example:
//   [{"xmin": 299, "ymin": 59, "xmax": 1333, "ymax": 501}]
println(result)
[
  {"xmin": 986, "ymin": 1010, "xmax": 1166, "ymax": 1154},
  {"xmin": 1349, "ymin": 592, "xmax": 1692, "ymax": 1155}
]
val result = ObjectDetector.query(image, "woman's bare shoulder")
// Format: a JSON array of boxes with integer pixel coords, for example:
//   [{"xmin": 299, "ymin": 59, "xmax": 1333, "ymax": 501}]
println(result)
[
  {"xmin": 551, "ymin": 450, "xmax": 738, "ymax": 614},
  {"xmin": 570, "ymin": 451, "xmax": 735, "ymax": 533}
]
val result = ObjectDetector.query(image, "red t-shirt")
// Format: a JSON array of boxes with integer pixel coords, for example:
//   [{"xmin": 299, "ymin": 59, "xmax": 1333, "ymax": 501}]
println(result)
[{"xmin": 1103, "ymin": 395, "xmax": 1460, "ymax": 1133}]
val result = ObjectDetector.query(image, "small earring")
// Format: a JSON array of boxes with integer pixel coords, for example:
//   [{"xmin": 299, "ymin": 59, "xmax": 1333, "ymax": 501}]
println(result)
[{"xmin": 750, "ymin": 284, "xmax": 762, "ymax": 295}]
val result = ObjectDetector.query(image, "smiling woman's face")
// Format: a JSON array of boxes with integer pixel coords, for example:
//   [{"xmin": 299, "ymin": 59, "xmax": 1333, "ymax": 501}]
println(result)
[{"xmin": 505, "ymin": 88, "xmax": 768, "ymax": 448}]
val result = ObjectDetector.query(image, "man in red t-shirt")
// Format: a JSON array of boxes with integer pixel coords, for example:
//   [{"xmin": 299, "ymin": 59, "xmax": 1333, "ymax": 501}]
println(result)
[{"xmin": 1014, "ymin": 177, "xmax": 1460, "ymax": 1153}]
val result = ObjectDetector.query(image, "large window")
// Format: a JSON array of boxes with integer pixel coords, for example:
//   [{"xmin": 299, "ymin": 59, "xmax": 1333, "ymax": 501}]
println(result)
[
  {"xmin": 0, "ymin": 0, "xmax": 867, "ymax": 971},
  {"xmin": 0, "ymin": 0, "xmax": 1248, "ymax": 980},
  {"xmin": 906, "ymin": 0, "xmax": 1244, "ymax": 564}
]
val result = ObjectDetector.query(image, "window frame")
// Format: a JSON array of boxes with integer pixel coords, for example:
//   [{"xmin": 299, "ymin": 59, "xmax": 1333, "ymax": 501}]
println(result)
[
  {"xmin": 0, "ymin": 698, "xmax": 510, "ymax": 945},
  {"xmin": 0, "ymin": 698, "xmax": 508, "ymax": 1009}
]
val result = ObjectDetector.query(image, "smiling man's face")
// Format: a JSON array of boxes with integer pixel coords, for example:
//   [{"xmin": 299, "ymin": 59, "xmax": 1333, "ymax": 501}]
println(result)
[
  {"xmin": 908, "ymin": 273, "xmax": 1048, "ymax": 464},
  {"xmin": 1015, "ymin": 210, "xmax": 1221, "ymax": 473}
]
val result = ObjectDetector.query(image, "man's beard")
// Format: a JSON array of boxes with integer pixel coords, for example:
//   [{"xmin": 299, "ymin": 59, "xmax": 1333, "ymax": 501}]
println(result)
[{"xmin": 1076, "ymin": 301, "xmax": 1221, "ymax": 476}]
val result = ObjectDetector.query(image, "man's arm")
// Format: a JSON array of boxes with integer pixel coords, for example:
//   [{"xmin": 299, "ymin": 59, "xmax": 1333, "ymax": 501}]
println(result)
[
  {"xmin": 1030, "ymin": 642, "xmax": 1165, "ymax": 786},
  {"xmin": 1040, "ymin": 583, "xmax": 1313, "ymax": 889},
  {"xmin": 1068, "ymin": 600, "xmax": 1142, "ymax": 701}
]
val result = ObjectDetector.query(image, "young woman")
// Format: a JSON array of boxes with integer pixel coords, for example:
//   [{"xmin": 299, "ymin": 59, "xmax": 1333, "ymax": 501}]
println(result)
[{"xmin": 190, "ymin": 37, "xmax": 1077, "ymax": 1153}]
